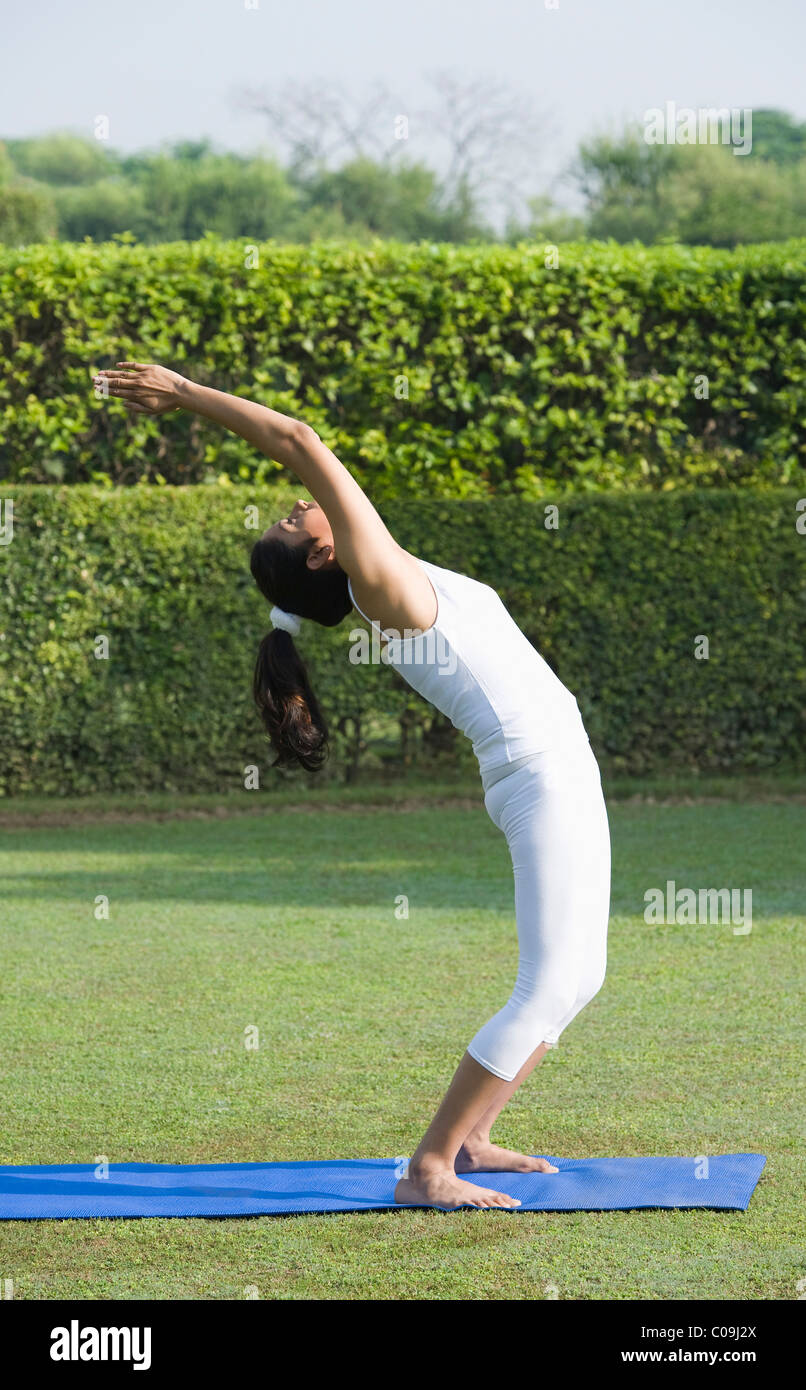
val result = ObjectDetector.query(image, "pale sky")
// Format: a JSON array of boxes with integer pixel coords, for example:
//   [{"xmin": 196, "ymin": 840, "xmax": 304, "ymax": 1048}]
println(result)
[{"xmin": 1, "ymin": 0, "xmax": 800, "ymax": 207}]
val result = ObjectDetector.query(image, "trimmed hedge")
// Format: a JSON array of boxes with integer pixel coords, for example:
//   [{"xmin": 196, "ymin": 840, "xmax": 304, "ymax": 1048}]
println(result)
[
  {"xmin": 1, "ymin": 238, "xmax": 805, "ymax": 494},
  {"xmin": 1, "ymin": 485, "xmax": 803, "ymax": 795}
]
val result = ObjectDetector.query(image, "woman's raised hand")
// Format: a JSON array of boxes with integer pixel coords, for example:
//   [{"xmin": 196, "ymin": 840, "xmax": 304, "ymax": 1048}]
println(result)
[{"xmin": 94, "ymin": 362, "xmax": 188, "ymax": 415}]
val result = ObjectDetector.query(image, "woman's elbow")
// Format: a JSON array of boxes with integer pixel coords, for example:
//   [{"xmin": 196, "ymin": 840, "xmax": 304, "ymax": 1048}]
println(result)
[
  {"xmin": 270, "ymin": 417, "xmax": 320, "ymax": 470},
  {"xmin": 288, "ymin": 419, "xmax": 320, "ymax": 453}
]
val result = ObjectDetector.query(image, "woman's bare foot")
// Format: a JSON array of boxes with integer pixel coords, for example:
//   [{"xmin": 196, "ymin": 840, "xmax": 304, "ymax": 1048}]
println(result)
[
  {"xmin": 455, "ymin": 1141, "xmax": 559, "ymax": 1174},
  {"xmin": 394, "ymin": 1164, "xmax": 521, "ymax": 1210}
]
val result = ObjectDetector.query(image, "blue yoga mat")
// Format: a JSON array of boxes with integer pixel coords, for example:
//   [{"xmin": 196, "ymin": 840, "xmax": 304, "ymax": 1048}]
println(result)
[{"xmin": 0, "ymin": 1153, "xmax": 765, "ymax": 1218}]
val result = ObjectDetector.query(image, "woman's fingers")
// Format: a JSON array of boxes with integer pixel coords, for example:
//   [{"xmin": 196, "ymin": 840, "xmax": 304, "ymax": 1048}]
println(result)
[
  {"xmin": 93, "ymin": 362, "xmax": 176, "ymax": 416},
  {"xmin": 97, "ymin": 372, "xmax": 139, "ymax": 386},
  {"xmin": 94, "ymin": 373, "xmax": 146, "ymax": 393},
  {"xmin": 97, "ymin": 381, "xmax": 156, "ymax": 407},
  {"xmin": 91, "ymin": 365, "xmax": 165, "ymax": 415},
  {"xmin": 92, "ymin": 363, "xmax": 149, "ymax": 377}
]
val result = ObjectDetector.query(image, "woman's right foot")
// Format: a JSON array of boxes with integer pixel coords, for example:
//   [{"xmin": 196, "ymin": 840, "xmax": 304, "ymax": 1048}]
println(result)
[
  {"xmin": 456, "ymin": 1141, "xmax": 558, "ymax": 1174},
  {"xmin": 394, "ymin": 1166, "xmax": 521, "ymax": 1210}
]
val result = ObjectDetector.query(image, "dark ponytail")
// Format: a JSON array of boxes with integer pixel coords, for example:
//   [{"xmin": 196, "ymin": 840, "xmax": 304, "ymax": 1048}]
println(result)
[
  {"xmin": 249, "ymin": 532, "xmax": 352, "ymax": 772},
  {"xmin": 253, "ymin": 628, "xmax": 329, "ymax": 771}
]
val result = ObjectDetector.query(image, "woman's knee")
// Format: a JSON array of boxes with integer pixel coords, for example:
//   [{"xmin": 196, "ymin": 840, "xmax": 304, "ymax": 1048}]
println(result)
[
  {"xmin": 510, "ymin": 970, "xmax": 580, "ymax": 1032},
  {"xmin": 575, "ymin": 959, "xmax": 607, "ymax": 1011}
]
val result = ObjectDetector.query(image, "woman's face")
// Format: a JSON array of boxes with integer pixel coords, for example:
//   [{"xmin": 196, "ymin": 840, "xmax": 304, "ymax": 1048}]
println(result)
[{"xmin": 263, "ymin": 499, "xmax": 336, "ymax": 567}]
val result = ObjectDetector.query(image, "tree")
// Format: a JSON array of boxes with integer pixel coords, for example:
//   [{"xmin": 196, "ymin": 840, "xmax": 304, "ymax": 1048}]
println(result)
[
  {"xmin": 6, "ymin": 132, "xmax": 117, "ymax": 185},
  {"xmin": 506, "ymin": 194, "xmax": 586, "ymax": 244},
  {"xmin": 420, "ymin": 70, "xmax": 545, "ymax": 222},
  {"xmin": 50, "ymin": 148, "xmax": 301, "ymax": 242},
  {"xmin": 130, "ymin": 151, "xmax": 298, "ymax": 241},
  {"xmin": 299, "ymin": 157, "xmax": 488, "ymax": 242},
  {"xmin": 0, "ymin": 141, "xmax": 56, "ymax": 243},
  {"xmin": 237, "ymin": 71, "xmax": 546, "ymax": 229},
  {"xmin": 571, "ymin": 122, "xmax": 806, "ymax": 245},
  {"xmin": 748, "ymin": 109, "xmax": 806, "ymax": 165},
  {"xmin": 656, "ymin": 143, "xmax": 806, "ymax": 246},
  {"xmin": 53, "ymin": 179, "xmax": 147, "ymax": 242},
  {"xmin": 0, "ymin": 182, "xmax": 56, "ymax": 243},
  {"xmin": 572, "ymin": 128, "xmax": 677, "ymax": 242},
  {"xmin": 235, "ymin": 79, "xmax": 400, "ymax": 177}
]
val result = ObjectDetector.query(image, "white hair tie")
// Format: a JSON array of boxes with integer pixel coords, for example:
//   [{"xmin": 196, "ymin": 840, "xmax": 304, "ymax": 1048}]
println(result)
[{"xmin": 270, "ymin": 606, "xmax": 302, "ymax": 637}]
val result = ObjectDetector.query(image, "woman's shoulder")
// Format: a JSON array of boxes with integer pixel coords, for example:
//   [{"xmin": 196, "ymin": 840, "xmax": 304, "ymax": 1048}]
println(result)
[
  {"xmin": 416, "ymin": 557, "xmax": 499, "ymax": 604},
  {"xmin": 347, "ymin": 546, "xmax": 439, "ymax": 636}
]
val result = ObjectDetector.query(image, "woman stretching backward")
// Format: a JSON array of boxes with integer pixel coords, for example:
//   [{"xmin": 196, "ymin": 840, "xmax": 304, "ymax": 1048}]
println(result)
[{"xmin": 97, "ymin": 361, "xmax": 611, "ymax": 1212}]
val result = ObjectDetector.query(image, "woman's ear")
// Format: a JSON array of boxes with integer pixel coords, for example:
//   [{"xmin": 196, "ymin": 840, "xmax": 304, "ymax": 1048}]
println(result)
[{"xmin": 306, "ymin": 542, "xmax": 335, "ymax": 571}]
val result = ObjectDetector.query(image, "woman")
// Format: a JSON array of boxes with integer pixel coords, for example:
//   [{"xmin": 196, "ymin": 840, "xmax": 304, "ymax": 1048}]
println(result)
[{"xmin": 97, "ymin": 362, "xmax": 611, "ymax": 1212}]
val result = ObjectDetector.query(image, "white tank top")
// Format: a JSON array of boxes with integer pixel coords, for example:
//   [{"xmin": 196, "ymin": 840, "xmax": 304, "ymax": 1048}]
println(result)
[{"xmin": 347, "ymin": 557, "xmax": 587, "ymax": 783}]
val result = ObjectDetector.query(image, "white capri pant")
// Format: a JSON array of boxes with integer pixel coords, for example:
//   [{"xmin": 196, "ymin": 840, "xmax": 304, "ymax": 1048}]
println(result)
[{"xmin": 467, "ymin": 735, "xmax": 611, "ymax": 1082}]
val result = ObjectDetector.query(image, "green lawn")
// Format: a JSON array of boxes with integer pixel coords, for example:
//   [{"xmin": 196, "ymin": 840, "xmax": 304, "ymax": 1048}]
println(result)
[{"xmin": 0, "ymin": 793, "xmax": 803, "ymax": 1300}]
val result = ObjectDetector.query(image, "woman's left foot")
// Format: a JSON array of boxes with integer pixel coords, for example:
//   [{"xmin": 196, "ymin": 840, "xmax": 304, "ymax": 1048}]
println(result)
[{"xmin": 456, "ymin": 1142, "xmax": 558, "ymax": 1174}]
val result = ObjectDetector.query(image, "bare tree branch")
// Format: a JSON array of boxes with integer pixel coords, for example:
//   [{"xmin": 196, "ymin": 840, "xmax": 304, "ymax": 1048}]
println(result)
[
  {"xmin": 421, "ymin": 71, "xmax": 547, "ymax": 214},
  {"xmin": 234, "ymin": 79, "xmax": 404, "ymax": 173},
  {"xmin": 234, "ymin": 70, "xmax": 547, "ymax": 222}
]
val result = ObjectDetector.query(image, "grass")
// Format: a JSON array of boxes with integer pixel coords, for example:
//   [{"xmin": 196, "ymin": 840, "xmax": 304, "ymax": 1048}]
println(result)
[
  {"xmin": 0, "ymin": 790, "xmax": 803, "ymax": 1300},
  {"xmin": 1, "ymin": 765, "xmax": 804, "ymax": 825}
]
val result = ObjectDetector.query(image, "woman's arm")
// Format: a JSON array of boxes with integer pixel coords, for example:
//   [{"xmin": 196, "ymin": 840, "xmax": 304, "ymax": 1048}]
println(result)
[{"xmin": 96, "ymin": 362, "xmax": 437, "ymax": 631}]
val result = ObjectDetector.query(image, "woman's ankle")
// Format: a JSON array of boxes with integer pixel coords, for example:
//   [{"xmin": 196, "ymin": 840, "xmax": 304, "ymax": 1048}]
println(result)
[
  {"xmin": 458, "ymin": 1131, "xmax": 491, "ymax": 1156},
  {"xmin": 407, "ymin": 1152, "xmax": 457, "ymax": 1180}
]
